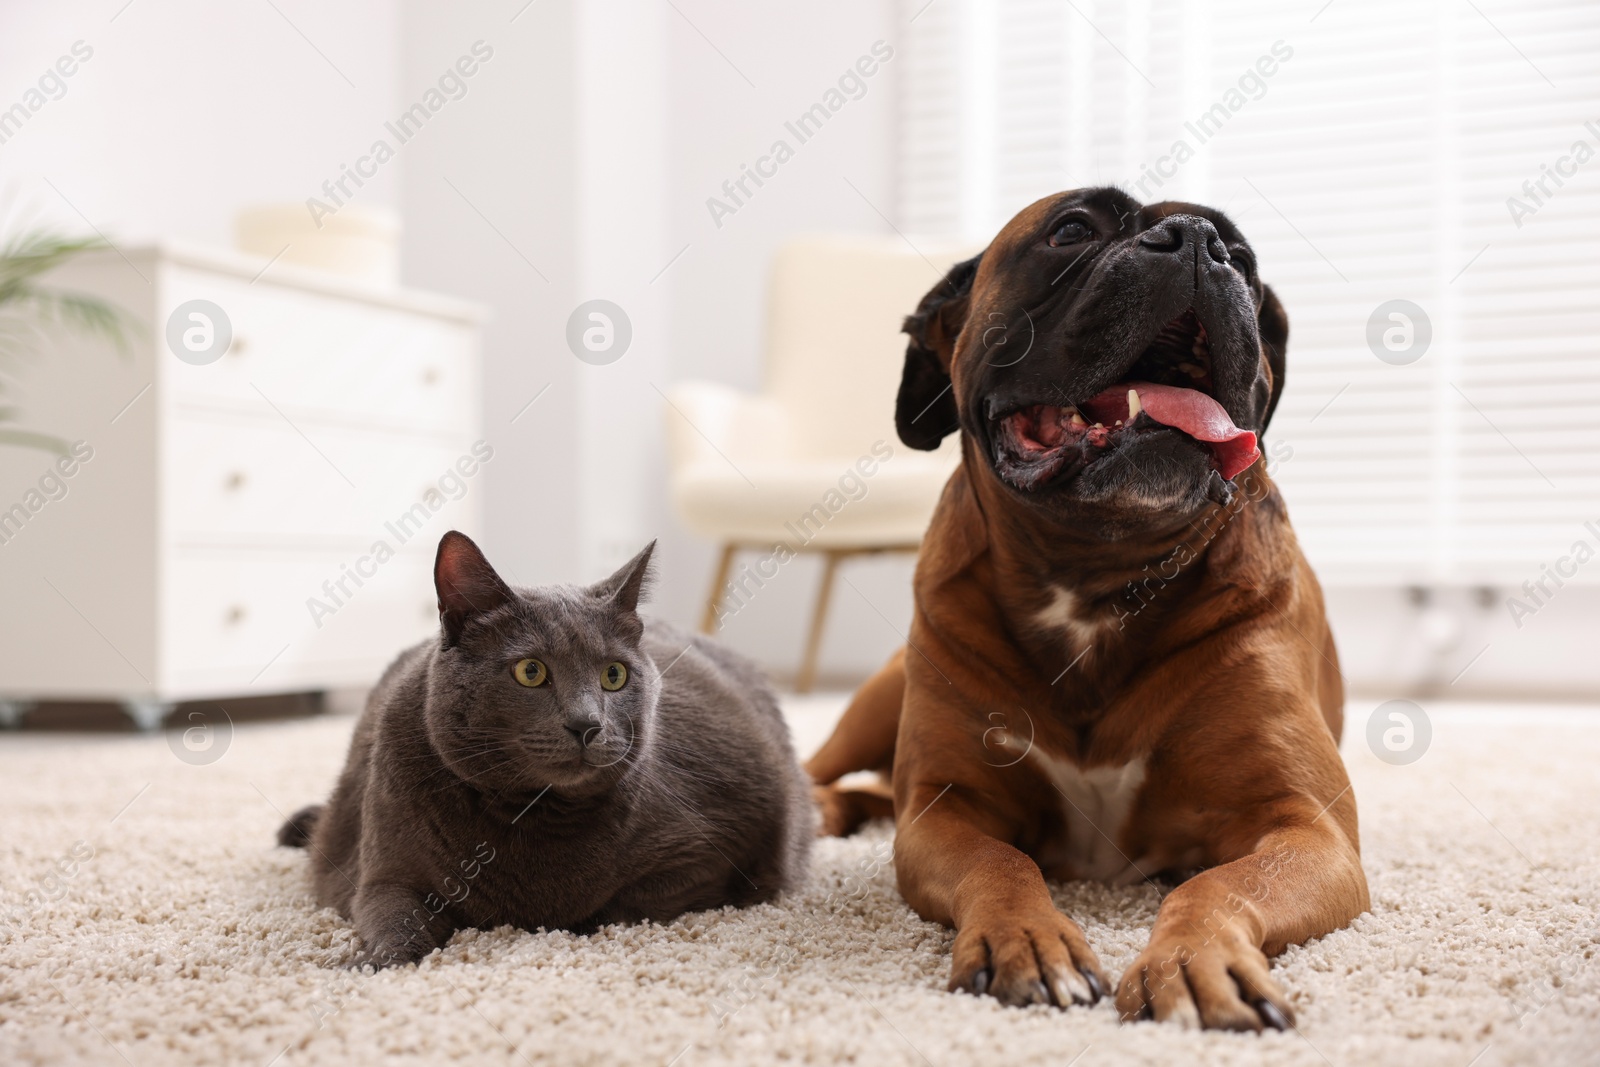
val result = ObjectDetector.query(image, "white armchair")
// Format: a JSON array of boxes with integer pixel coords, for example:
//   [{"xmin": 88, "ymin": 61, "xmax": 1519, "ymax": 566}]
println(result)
[{"xmin": 664, "ymin": 235, "xmax": 974, "ymax": 691}]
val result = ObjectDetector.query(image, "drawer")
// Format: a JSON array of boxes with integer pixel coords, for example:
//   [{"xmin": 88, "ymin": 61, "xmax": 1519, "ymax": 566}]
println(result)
[
  {"xmin": 161, "ymin": 267, "xmax": 476, "ymax": 433},
  {"xmin": 160, "ymin": 549, "xmax": 443, "ymax": 692},
  {"xmin": 164, "ymin": 416, "xmax": 486, "ymax": 544}
]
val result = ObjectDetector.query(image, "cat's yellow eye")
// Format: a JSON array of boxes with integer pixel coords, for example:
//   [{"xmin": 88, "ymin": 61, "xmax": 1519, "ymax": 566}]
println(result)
[
  {"xmin": 513, "ymin": 658, "xmax": 548, "ymax": 687},
  {"xmin": 601, "ymin": 662, "xmax": 628, "ymax": 691}
]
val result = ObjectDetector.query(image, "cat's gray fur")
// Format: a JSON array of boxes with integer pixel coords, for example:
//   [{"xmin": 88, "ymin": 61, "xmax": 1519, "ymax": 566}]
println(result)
[{"xmin": 278, "ymin": 530, "xmax": 813, "ymax": 967}]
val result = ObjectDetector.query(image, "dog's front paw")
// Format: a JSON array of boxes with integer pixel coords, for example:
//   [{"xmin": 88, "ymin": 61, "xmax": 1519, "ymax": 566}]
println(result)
[
  {"xmin": 948, "ymin": 907, "xmax": 1106, "ymax": 1009},
  {"xmin": 1116, "ymin": 929, "xmax": 1293, "ymax": 1032}
]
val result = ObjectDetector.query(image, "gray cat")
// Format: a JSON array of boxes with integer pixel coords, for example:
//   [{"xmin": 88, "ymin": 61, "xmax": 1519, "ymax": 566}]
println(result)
[{"xmin": 278, "ymin": 530, "xmax": 813, "ymax": 967}]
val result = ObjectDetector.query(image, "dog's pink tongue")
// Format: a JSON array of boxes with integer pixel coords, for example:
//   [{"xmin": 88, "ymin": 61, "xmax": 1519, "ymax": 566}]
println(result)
[{"xmin": 1093, "ymin": 382, "xmax": 1260, "ymax": 480}]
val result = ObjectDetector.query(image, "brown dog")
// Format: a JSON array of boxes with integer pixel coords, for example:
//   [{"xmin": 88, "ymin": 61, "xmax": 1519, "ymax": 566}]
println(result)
[{"xmin": 808, "ymin": 187, "xmax": 1368, "ymax": 1032}]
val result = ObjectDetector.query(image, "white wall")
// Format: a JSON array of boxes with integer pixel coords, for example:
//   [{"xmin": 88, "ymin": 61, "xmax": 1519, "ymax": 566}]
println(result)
[
  {"xmin": 0, "ymin": 0, "xmax": 400, "ymax": 243},
  {"xmin": 398, "ymin": 0, "xmax": 581, "ymax": 590},
  {"xmin": 573, "ymin": 0, "xmax": 670, "ymax": 583}
]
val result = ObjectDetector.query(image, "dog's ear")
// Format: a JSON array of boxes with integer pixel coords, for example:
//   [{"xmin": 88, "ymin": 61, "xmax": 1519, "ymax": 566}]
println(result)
[
  {"xmin": 1256, "ymin": 282, "xmax": 1289, "ymax": 434},
  {"xmin": 896, "ymin": 252, "xmax": 983, "ymax": 451}
]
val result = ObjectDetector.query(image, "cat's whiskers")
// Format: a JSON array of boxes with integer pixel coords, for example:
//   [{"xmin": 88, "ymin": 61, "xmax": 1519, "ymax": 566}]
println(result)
[
  {"xmin": 432, "ymin": 751, "xmax": 529, "ymax": 788},
  {"xmin": 638, "ymin": 734, "xmax": 760, "ymax": 789},
  {"xmin": 406, "ymin": 744, "xmax": 531, "ymax": 796}
]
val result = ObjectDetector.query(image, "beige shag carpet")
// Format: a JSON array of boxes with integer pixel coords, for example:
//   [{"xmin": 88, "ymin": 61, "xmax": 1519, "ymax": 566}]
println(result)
[{"xmin": 1, "ymin": 699, "xmax": 1597, "ymax": 1067}]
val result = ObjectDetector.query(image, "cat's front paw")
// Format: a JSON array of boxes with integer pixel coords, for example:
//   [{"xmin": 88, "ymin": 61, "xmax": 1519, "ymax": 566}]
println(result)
[
  {"xmin": 349, "ymin": 883, "xmax": 446, "ymax": 970},
  {"xmin": 346, "ymin": 935, "xmax": 430, "ymax": 970}
]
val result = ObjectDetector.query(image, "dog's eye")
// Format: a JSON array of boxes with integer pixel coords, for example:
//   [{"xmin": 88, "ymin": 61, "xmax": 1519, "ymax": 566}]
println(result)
[
  {"xmin": 513, "ymin": 658, "xmax": 548, "ymax": 687},
  {"xmin": 1048, "ymin": 219, "xmax": 1091, "ymax": 247},
  {"xmin": 601, "ymin": 662, "xmax": 628, "ymax": 691},
  {"xmin": 1230, "ymin": 248, "xmax": 1255, "ymax": 275}
]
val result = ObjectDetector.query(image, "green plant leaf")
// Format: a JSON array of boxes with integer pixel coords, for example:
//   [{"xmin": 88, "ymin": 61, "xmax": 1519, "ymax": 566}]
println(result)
[
  {"xmin": 0, "ymin": 427, "xmax": 70, "ymax": 454},
  {"xmin": 0, "ymin": 227, "xmax": 134, "ymax": 453},
  {"xmin": 5, "ymin": 287, "xmax": 132, "ymax": 354}
]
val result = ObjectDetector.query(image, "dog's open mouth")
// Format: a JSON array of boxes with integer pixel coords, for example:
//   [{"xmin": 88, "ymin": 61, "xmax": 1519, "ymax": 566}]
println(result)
[{"xmin": 991, "ymin": 310, "xmax": 1260, "ymax": 491}]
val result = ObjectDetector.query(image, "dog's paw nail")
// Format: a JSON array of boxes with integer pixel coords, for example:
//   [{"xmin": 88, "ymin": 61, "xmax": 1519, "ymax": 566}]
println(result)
[
  {"xmin": 1256, "ymin": 1000, "xmax": 1290, "ymax": 1031},
  {"xmin": 1047, "ymin": 969, "xmax": 1093, "ymax": 1007},
  {"xmin": 1080, "ymin": 967, "xmax": 1105, "ymax": 1003},
  {"xmin": 1030, "ymin": 979, "xmax": 1051, "ymax": 1005},
  {"xmin": 972, "ymin": 968, "xmax": 991, "ymax": 996}
]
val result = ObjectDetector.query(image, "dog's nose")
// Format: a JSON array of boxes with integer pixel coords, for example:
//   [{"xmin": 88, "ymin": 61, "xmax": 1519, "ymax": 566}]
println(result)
[
  {"xmin": 565, "ymin": 717, "xmax": 603, "ymax": 747},
  {"xmin": 1138, "ymin": 214, "xmax": 1230, "ymax": 265}
]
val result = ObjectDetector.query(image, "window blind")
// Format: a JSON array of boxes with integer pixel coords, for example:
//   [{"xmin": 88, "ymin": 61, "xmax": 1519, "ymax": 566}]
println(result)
[{"xmin": 896, "ymin": 0, "xmax": 1600, "ymax": 585}]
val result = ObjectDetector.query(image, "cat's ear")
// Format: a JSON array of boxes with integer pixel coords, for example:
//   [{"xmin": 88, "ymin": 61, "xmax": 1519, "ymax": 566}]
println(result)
[
  {"xmin": 434, "ymin": 530, "xmax": 514, "ymax": 647},
  {"xmin": 591, "ymin": 540, "xmax": 655, "ymax": 614}
]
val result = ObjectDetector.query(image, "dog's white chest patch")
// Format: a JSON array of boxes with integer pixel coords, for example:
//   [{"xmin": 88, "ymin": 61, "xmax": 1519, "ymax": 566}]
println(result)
[
  {"xmin": 1027, "ymin": 748, "xmax": 1147, "ymax": 883},
  {"xmin": 1033, "ymin": 584, "xmax": 1115, "ymax": 651}
]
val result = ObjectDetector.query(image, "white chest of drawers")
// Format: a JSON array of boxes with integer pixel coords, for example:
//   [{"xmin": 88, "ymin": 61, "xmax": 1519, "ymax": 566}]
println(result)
[{"xmin": 0, "ymin": 243, "xmax": 485, "ymax": 728}]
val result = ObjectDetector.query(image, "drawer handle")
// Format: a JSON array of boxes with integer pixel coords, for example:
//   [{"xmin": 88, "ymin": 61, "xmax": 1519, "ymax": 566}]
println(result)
[
  {"xmin": 422, "ymin": 367, "xmax": 440, "ymax": 386},
  {"xmin": 224, "ymin": 605, "xmax": 248, "ymax": 626},
  {"xmin": 224, "ymin": 471, "xmax": 248, "ymax": 491},
  {"xmin": 229, "ymin": 336, "xmax": 250, "ymax": 357}
]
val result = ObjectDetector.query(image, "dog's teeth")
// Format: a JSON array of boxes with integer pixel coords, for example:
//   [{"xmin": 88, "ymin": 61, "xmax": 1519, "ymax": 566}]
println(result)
[
  {"xmin": 1115, "ymin": 420, "xmax": 1123, "ymax": 427},
  {"xmin": 1093, "ymin": 422, "xmax": 1104, "ymax": 429},
  {"xmin": 1127, "ymin": 389, "xmax": 1142, "ymax": 420},
  {"xmin": 1069, "ymin": 412, "xmax": 1087, "ymax": 428}
]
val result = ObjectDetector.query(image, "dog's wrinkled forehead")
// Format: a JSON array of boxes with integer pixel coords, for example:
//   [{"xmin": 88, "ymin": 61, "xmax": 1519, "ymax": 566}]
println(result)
[{"xmin": 976, "ymin": 187, "xmax": 1252, "ymax": 284}]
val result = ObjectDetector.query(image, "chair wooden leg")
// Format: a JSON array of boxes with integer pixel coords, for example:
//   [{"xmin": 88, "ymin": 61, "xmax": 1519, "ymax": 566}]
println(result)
[
  {"xmin": 700, "ymin": 543, "xmax": 738, "ymax": 633},
  {"xmin": 796, "ymin": 550, "xmax": 844, "ymax": 694}
]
